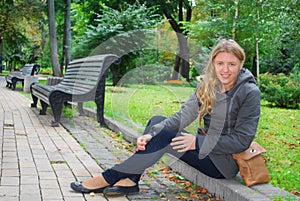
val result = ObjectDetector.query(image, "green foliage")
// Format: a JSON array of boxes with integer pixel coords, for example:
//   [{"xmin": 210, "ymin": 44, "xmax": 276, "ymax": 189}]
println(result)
[
  {"xmin": 259, "ymin": 73, "xmax": 300, "ymax": 109},
  {"xmin": 187, "ymin": 0, "xmax": 300, "ymax": 74},
  {"xmin": 120, "ymin": 63, "xmax": 171, "ymax": 85},
  {"xmin": 72, "ymin": 2, "xmax": 161, "ymax": 58},
  {"xmin": 0, "ymin": 0, "xmax": 43, "ymax": 67},
  {"xmin": 62, "ymin": 106, "xmax": 77, "ymax": 119},
  {"xmin": 259, "ymin": 0, "xmax": 300, "ymax": 74},
  {"xmin": 0, "ymin": 70, "xmax": 9, "ymax": 76},
  {"xmin": 71, "ymin": 2, "xmax": 162, "ymax": 85}
]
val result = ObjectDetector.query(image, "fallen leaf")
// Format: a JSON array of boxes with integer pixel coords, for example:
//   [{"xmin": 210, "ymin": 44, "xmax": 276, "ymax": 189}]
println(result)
[
  {"xmin": 175, "ymin": 194, "xmax": 188, "ymax": 199},
  {"xmin": 291, "ymin": 190, "xmax": 299, "ymax": 196}
]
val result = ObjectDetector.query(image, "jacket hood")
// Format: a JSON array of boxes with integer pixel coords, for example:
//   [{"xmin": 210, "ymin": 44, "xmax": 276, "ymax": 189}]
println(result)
[{"xmin": 227, "ymin": 68, "xmax": 256, "ymax": 96}]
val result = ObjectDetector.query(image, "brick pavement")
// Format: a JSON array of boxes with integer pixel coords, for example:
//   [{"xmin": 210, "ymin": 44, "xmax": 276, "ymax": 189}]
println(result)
[
  {"xmin": 0, "ymin": 77, "xmax": 216, "ymax": 201},
  {"xmin": 0, "ymin": 77, "xmax": 129, "ymax": 201}
]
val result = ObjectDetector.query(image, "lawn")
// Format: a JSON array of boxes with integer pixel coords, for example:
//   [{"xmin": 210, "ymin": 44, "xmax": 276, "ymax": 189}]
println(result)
[{"xmin": 83, "ymin": 83, "xmax": 299, "ymax": 195}]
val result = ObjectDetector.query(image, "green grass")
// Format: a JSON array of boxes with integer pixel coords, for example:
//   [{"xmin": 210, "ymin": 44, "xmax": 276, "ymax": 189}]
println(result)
[
  {"xmin": 0, "ymin": 70, "xmax": 9, "ymax": 76},
  {"xmin": 256, "ymin": 102, "xmax": 299, "ymax": 194},
  {"xmin": 84, "ymin": 83, "xmax": 299, "ymax": 194}
]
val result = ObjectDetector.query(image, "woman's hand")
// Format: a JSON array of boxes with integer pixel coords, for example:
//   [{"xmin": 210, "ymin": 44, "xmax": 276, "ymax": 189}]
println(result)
[
  {"xmin": 136, "ymin": 134, "xmax": 153, "ymax": 151},
  {"xmin": 170, "ymin": 132, "xmax": 196, "ymax": 152}
]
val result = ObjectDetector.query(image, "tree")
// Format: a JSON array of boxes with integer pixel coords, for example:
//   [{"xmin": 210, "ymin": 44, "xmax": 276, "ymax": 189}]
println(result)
[
  {"xmin": 61, "ymin": 0, "xmax": 71, "ymax": 70},
  {"xmin": 145, "ymin": 0, "xmax": 193, "ymax": 81},
  {"xmin": 72, "ymin": 2, "xmax": 161, "ymax": 85},
  {"xmin": 187, "ymin": 0, "xmax": 299, "ymax": 75},
  {"xmin": 0, "ymin": 0, "xmax": 42, "ymax": 72},
  {"xmin": 48, "ymin": 0, "xmax": 62, "ymax": 76}
]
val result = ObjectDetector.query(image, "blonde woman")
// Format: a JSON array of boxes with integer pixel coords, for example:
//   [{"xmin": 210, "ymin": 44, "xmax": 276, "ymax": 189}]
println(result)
[{"xmin": 71, "ymin": 39, "xmax": 261, "ymax": 196}]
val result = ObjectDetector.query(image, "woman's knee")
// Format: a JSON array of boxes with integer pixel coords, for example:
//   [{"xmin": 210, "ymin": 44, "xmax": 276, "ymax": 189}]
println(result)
[
  {"xmin": 143, "ymin": 116, "xmax": 166, "ymax": 134},
  {"xmin": 148, "ymin": 116, "xmax": 166, "ymax": 125}
]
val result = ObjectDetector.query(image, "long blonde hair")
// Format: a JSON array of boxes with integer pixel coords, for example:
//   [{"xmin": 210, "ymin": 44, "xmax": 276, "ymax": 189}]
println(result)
[{"xmin": 196, "ymin": 39, "xmax": 245, "ymax": 120}]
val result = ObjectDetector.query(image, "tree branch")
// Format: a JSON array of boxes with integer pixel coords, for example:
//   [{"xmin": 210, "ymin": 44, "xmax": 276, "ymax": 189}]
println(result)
[{"xmin": 162, "ymin": 8, "xmax": 182, "ymax": 33}]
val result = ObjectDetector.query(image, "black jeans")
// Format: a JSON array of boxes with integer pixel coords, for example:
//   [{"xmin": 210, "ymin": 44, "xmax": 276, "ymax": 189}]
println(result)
[{"xmin": 102, "ymin": 116, "xmax": 224, "ymax": 185}]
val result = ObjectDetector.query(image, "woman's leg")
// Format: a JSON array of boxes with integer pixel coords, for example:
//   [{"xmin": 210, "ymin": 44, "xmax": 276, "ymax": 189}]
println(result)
[
  {"xmin": 72, "ymin": 115, "xmax": 224, "ymax": 194},
  {"xmin": 102, "ymin": 127, "xmax": 178, "ymax": 184},
  {"xmin": 103, "ymin": 115, "xmax": 224, "ymax": 184},
  {"xmin": 179, "ymin": 152, "xmax": 225, "ymax": 179},
  {"xmin": 142, "ymin": 115, "xmax": 167, "ymax": 134},
  {"xmin": 102, "ymin": 115, "xmax": 168, "ymax": 184},
  {"xmin": 71, "ymin": 115, "xmax": 169, "ymax": 193}
]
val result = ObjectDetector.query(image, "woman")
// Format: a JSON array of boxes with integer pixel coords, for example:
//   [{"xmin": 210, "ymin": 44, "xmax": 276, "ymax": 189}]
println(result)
[{"xmin": 70, "ymin": 39, "xmax": 261, "ymax": 196}]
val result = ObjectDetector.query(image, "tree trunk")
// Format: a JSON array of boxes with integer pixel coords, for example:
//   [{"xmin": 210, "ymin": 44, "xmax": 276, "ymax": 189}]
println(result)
[
  {"xmin": 172, "ymin": 55, "xmax": 180, "ymax": 80},
  {"xmin": 48, "ymin": 0, "xmax": 62, "ymax": 77},
  {"xmin": 232, "ymin": 0, "xmax": 239, "ymax": 40},
  {"xmin": 252, "ymin": 55, "xmax": 257, "ymax": 78},
  {"xmin": 162, "ymin": 1, "xmax": 191, "ymax": 82},
  {"xmin": 61, "ymin": 0, "xmax": 71, "ymax": 72},
  {"xmin": 0, "ymin": 37, "xmax": 3, "ymax": 74},
  {"xmin": 256, "ymin": 38, "xmax": 260, "ymax": 81},
  {"xmin": 178, "ymin": 33, "xmax": 190, "ymax": 81},
  {"xmin": 255, "ymin": 0, "xmax": 260, "ymax": 82}
]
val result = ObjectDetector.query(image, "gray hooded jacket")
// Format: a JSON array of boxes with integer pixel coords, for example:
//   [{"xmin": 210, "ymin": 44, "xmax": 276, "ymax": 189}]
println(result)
[{"xmin": 150, "ymin": 68, "xmax": 261, "ymax": 179}]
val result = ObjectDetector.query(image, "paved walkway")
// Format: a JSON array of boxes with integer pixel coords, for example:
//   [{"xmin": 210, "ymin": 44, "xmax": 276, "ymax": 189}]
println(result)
[
  {"xmin": 0, "ymin": 78, "xmax": 118, "ymax": 201},
  {"xmin": 0, "ymin": 77, "xmax": 218, "ymax": 201}
]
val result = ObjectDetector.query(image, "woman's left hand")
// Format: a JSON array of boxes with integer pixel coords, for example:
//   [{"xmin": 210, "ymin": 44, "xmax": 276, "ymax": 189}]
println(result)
[
  {"xmin": 136, "ymin": 134, "xmax": 152, "ymax": 151},
  {"xmin": 170, "ymin": 132, "xmax": 196, "ymax": 152}
]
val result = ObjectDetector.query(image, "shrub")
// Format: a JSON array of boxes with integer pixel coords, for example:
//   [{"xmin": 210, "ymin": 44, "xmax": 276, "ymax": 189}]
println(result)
[
  {"xmin": 40, "ymin": 69, "xmax": 53, "ymax": 75},
  {"xmin": 259, "ymin": 73, "xmax": 300, "ymax": 109}
]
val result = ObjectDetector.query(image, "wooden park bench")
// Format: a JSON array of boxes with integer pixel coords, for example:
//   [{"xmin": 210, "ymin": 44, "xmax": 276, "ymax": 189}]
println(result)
[
  {"xmin": 6, "ymin": 63, "xmax": 40, "ymax": 90},
  {"xmin": 30, "ymin": 54, "xmax": 119, "ymax": 127}
]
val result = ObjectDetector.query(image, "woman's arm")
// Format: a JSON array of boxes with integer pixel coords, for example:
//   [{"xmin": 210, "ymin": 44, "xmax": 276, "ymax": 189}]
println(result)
[
  {"xmin": 150, "ymin": 91, "xmax": 200, "ymax": 136},
  {"xmin": 197, "ymin": 86, "xmax": 261, "ymax": 156}
]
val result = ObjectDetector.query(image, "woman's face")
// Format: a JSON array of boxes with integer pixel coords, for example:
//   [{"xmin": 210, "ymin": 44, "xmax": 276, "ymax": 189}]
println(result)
[{"xmin": 214, "ymin": 52, "xmax": 242, "ymax": 92}]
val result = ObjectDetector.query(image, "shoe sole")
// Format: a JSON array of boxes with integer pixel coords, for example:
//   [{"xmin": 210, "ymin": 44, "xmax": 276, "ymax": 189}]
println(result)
[
  {"xmin": 104, "ymin": 191, "xmax": 139, "ymax": 196},
  {"xmin": 70, "ymin": 182, "xmax": 106, "ymax": 193},
  {"xmin": 103, "ymin": 187, "xmax": 139, "ymax": 196}
]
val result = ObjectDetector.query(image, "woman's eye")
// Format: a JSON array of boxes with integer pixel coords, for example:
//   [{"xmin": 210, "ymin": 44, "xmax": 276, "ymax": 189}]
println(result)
[{"xmin": 229, "ymin": 63, "xmax": 236, "ymax": 67}]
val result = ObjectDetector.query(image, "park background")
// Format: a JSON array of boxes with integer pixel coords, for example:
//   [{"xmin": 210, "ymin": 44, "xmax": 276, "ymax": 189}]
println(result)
[{"xmin": 0, "ymin": 0, "xmax": 299, "ymax": 198}]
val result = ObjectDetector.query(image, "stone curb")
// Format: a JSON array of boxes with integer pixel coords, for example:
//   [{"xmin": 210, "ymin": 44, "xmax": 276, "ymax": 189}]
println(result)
[{"xmin": 80, "ymin": 107, "xmax": 299, "ymax": 201}]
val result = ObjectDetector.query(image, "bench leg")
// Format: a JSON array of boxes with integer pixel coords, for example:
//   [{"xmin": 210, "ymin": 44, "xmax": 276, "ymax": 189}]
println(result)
[
  {"xmin": 50, "ymin": 103, "xmax": 63, "ymax": 127},
  {"xmin": 11, "ymin": 78, "xmax": 17, "ymax": 90},
  {"xmin": 77, "ymin": 102, "xmax": 85, "ymax": 116},
  {"xmin": 40, "ymin": 100, "xmax": 48, "ymax": 115},
  {"xmin": 31, "ymin": 94, "xmax": 38, "ymax": 108},
  {"xmin": 49, "ymin": 92, "xmax": 65, "ymax": 127},
  {"xmin": 95, "ymin": 72, "xmax": 107, "ymax": 127}
]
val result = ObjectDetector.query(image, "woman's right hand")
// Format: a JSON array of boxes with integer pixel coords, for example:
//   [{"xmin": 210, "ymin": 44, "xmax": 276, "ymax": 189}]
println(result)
[{"xmin": 136, "ymin": 134, "xmax": 153, "ymax": 151}]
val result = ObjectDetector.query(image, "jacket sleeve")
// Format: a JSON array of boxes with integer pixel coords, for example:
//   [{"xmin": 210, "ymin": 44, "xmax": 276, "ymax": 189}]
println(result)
[
  {"xmin": 150, "ymin": 91, "xmax": 200, "ymax": 135},
  {"xmin": 197, "ymin": 85, "xmax": 261, "ymax": 156}
]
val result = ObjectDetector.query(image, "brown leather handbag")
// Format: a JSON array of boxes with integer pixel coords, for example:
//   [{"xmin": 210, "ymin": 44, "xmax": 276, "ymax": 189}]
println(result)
[{"xmin": 232, "ymin": 142, "xmax": 271, "ymax": 187}]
